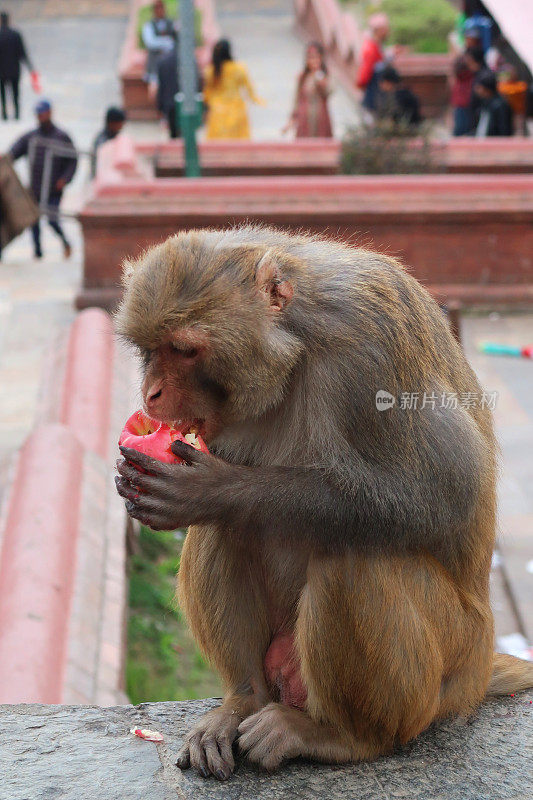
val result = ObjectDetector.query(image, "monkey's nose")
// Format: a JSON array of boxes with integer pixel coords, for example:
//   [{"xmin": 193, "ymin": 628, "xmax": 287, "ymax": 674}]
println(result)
[{"xmin": 145, "ymin": 380, "xmax": 164, "ymax": 413}]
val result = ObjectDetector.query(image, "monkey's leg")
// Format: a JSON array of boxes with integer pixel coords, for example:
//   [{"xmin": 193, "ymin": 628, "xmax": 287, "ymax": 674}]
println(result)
[
  {"xmin": 176, "ymin": 523, "xmax": 272, "ymax": 779},
  {"xmin": 239, "ymin": 551, "xmax": 490, "ymax": 771}
]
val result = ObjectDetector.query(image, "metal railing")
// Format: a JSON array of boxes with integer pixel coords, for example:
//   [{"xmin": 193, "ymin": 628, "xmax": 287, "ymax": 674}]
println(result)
[{"xmin": 27, "ymin": 135, "xmax": 89, "ymax": 219}]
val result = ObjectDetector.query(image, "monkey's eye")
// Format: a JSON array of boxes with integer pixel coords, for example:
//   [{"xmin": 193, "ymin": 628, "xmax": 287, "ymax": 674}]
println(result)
[
  {"xmin": 140, "ymin": 348, "xmax": 152, "ymax": 367},
  {"xmin": 171, "ymin": 343, "xmax": 199, "ymax": 360}
]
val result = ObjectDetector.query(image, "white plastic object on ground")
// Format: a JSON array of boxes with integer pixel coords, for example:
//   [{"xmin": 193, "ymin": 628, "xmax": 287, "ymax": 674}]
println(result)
[{"xmin": 130, "ymin": 727, "xmax": 164, "ymax": 742}]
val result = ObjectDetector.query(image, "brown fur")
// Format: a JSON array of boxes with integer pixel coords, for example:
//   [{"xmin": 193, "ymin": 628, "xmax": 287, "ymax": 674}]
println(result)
[{"xmin": 115, "ymin": 226, "xmax": 533, "ymax": 779}]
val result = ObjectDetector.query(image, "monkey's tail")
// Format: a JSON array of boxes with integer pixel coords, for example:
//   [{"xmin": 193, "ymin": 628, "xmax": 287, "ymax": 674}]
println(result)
[{"xmin": 486, "ymin": 652, "xmax": 533, "ymax": 696}]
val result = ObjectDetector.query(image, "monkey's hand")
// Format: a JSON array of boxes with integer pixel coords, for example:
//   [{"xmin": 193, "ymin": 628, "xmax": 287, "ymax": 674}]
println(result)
[{"xmin": 115, "ymin": 441, "xmax": 232, "ymax": 531}]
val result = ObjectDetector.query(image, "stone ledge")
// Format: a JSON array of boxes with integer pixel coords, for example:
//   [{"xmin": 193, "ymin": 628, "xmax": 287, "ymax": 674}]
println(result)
[{"xmin": 1, "ymin": 695, "xmax": 532, "ymax": 800}]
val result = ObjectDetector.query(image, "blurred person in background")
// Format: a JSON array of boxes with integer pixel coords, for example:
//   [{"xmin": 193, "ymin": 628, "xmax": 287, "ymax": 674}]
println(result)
[
  {"xmin": 376, "ymin": 65, "xmax": 422, "ymax": 128},
  {"xmin": 91, "ymin": 106, "xmax": 126, "ymax": 176},
  {"xmin": 450, "ymin": 55, "xmax": 473, "ymax": 135},
  {"xmin": 283, "ymin": 42, "xmax": 332, "ymax": 138},
  {"xmin": 498, "ymin": 64, "xmax": 528, "ymax": 135},
  {"xmin": 463, "ymin": 0, "xmax": 493, "ymax": 53},
  {"xmin": 8, "ymin": 99, "xmax": 77, "ymax": 259},
  {"xmin": 355, "ymin": 13, "xmax": 391, "ymax": 119},
  {"xmin": 463, "ymin": 25, "xmax": 483, "ymax": 52},
  {"xmin": 142, "ymin": 0, "xmax": 176, "ymax": 84},
  {"xmin": 464, "ymin": 46, "xmax": 487, "ymax": 132},
  {"xmin": 157, "ymin": 41, "xmax": 202, "ymax": 139},
  {"xmin": 0, "ymin": 11, "xmax": 35, "ymax": 120},
  {"xmin": 203, "ymin": 39, "xmax": 263, "ymax": 140},
  {"xmin": 474, "ymin": 69, "xmax": 513, "ymax": 136}
]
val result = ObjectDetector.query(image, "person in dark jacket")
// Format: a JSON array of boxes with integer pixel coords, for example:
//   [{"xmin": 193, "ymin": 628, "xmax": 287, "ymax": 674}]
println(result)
[
  {"xmin": 91, "ymin": 106, "xmax": 126, "ymax": 176},
  {"xmin": 156, "ymin": 42, "xmax": 202, "ymax": 139},
  {"xmin": 474, "ymin": 69, "xmax": 513, "ymax": 136},
  {"xmin": 464, "ymin": 46, "xmax": 486, "ymax": 132},
  {"xmin": 0, "ymin": 12, "xmax": 34, "ymax": 120},
  {"xmin": 142, "ymin": 0, "xmax": 176, "ymax": 84},
  {"xmin": 377, "ymin": 65, "xmax": 422, "ymax": 127},
  {"xmin": 9, "ymin": 99, "xmax": 77, "ymax": 259}
]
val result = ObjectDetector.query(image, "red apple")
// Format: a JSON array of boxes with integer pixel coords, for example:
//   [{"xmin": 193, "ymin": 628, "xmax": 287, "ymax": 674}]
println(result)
[{"xmin": 119, "ymin": 410, "xmax": 209, "ymax": 464}]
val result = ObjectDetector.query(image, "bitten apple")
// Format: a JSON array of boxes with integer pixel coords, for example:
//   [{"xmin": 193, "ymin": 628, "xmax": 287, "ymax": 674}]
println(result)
[{"xmin": 119, "ymin": 410, "xmax": 209, "ymax": 464}]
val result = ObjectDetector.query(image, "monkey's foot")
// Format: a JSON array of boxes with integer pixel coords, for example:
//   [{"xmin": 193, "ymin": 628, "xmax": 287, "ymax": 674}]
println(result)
[
  {"xmin": 176, "ymin": 707, "xmax": 241, "ymax": 781},
  {"xmin": 237, "ymin": 703, "xmax": 306, "ymax": 771}
]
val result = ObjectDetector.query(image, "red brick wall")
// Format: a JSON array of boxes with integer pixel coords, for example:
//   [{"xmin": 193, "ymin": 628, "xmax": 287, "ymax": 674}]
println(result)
[{"xmin": 77, "ymin": 174, "xmax": 533, "ymax": 309}]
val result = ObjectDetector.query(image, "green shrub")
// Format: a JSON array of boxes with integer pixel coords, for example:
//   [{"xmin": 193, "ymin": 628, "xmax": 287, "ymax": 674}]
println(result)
[
  {"xmin": 366, "ymin": 0, "xmax": 457, "ymax": 53},
  {"xmin": 340, "ymin": 120, "xmax": 443, "ymax": 175},
  {"xmin": 126, "ymin": 526, "xmax": 222, "ymax": 704}
]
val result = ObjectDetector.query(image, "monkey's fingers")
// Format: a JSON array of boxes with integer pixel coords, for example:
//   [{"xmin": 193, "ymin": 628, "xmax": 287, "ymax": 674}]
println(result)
[
  {"xmin": 115, "ymin": 476, "xmax": 139, "ymax": 502},
  {"xmin": 116, "ymin": 458, "xmax": 163, "ymax": 491},
  {"xmin": 115, "ymin": 481, "xmax": 171, "ymax": 528},
  {"xmin": 123, "ymin": 501, "xmax": 174, "ymax": 532},
  {"xmin": 170, "ymin": 439, "xmax": 212, "ymax": 466},
  {"xmin": 119, "ymin": 445, "xmax": 170, "ymax": 476}
]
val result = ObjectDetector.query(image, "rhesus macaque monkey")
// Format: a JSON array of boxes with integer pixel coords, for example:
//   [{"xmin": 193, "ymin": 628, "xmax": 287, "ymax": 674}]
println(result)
[{"xmin": 115, "ymin": 226, "xmax": 533, "ymax": 780}]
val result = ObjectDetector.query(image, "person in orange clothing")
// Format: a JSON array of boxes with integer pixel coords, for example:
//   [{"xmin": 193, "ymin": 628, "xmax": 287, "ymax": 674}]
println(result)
[
  {"xmin": 355, "ymin": 13, "xmax": 391, "ymax": 117},
  {"xmin": 203, "ymin": 39, "xmax": 264, "ymax": 140},
  {"xmin": 498, "ymin": 65, "xmax": 528, "ymax": 135}
]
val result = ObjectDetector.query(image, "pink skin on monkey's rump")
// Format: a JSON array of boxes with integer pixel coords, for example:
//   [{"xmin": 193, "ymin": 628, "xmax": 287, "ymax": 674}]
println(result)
[{"xmin": 264, "ymin": 632, "xmax": 307, "ymax": 710}]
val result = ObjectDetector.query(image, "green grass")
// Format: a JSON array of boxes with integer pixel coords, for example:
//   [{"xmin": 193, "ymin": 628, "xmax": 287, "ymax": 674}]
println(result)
[
  {"xmin": 126, "ymin": 526, "xmax": 222, "ymax": 704},
  {"xmin": 348, "ymin": 0, "xmax": 457, "ymax": 54}
]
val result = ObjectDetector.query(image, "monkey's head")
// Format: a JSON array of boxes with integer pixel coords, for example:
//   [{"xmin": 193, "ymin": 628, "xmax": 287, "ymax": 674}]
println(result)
[{"xmin": 115, "ymin": 231, "xmax": 304, "ymax": 442}]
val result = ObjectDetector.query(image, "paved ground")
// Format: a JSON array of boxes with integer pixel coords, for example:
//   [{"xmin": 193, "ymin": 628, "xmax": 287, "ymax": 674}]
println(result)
[
  {"xmin": 0, "ymin": 0, "xmax": 129, "ymax": 19},
  {"xmin": 464, "ymin": 313, "xmax": 533, "ymax": 652},
  {"xmin": 0, "ymin": 2, "xmax": 531, "ymax": 657},
  {"xmin": 0, "ymin": 10, "xmax": 127, "ymax": 462},
  {"xmin": 213, "ymin": 0, "xmax": 358, "ymax": 140}
]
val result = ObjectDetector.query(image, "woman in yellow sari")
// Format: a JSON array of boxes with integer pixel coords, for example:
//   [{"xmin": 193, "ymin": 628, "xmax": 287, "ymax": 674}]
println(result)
[{"xmin": 203, "ymin": 39, "xmax": 263, "ymax": 139}]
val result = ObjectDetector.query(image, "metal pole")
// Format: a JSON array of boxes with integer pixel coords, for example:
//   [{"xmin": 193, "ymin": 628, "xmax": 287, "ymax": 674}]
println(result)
[{"xmin": 177, "ymin": 0, "xmax": 201, "ymax": 177}]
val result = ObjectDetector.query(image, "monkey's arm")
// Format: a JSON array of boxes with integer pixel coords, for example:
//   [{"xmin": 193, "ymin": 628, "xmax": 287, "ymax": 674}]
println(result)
[{"xmin": 116, "ymin": 407, "xmax": 486, "ymax": 564}]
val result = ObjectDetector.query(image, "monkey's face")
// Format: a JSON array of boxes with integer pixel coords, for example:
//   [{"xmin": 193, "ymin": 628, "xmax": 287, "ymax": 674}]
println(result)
[
  {"xmin": 139, "ymin": 328, "xmax": 227, "ymax": 442},
  {"xmin": 115, "ymin": 234, "xmax": 304, "ymax": 443}
]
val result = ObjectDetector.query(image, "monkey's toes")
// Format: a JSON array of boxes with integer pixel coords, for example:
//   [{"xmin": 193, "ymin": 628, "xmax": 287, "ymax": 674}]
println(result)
[
  {"xmin": 178, "ymin": 733, "xmax": 234, "ymax": 780},
  {"xmin": 238, "ymin": 704, "xmax": 303, "ymax": 771},
  {"xmin": 175, "ymin": 749, "xmax": 190, "ymax": 770}
]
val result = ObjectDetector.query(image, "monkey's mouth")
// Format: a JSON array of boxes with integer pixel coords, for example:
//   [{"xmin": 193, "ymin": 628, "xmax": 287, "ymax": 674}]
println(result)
[{"xmin": 173, "ymin": 418, "xmax": 206, "ymax": 439}]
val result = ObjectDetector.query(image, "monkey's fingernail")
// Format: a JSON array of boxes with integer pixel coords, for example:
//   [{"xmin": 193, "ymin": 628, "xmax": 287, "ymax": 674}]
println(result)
[
  {"xmin": 199, "ymin": 767, "xmax": 210, "ymax": 778},
  {"xmin": 215, "ymin": 769, "xmax": 226, "ymax": 781}
]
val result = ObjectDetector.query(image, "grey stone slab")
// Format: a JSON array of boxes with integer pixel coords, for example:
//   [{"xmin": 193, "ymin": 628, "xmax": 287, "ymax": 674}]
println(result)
[
  {"xmin": 1, "ymin": 695, "xmax": 532, "ymax": 800},
  {"xmin": 0, "ymin": 704, "xmax": 174, "ymax": 800}
]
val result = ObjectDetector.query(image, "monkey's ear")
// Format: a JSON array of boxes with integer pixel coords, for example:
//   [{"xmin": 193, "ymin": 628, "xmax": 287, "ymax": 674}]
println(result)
[
  {"xmin": 255, "ymin": 251, "xmax": 294, "ymax": 312},
  {"xmin": 121, "ymin": 258, "xmax": 137, "ymax": 287}
]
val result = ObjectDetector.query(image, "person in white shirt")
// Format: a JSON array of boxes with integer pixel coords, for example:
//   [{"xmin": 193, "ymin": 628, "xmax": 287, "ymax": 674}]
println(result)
[{"xmin": 142, "ymin": 0, "xmax": 176, "ymax": 84}]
